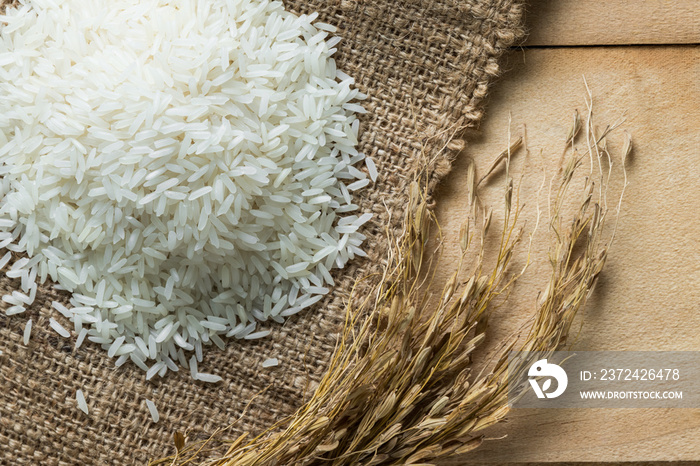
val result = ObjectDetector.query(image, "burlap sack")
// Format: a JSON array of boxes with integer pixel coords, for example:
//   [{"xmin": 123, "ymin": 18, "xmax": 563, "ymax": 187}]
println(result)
[{"xmin": 0, "ymin": 0, "xmax": 524, "ymax": 463}]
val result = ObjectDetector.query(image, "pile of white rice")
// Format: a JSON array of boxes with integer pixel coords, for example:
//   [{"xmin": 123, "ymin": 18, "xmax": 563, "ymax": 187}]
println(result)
[{"xmin": 0, "ymin": 0, "xmax": 373, "ymax": 388}]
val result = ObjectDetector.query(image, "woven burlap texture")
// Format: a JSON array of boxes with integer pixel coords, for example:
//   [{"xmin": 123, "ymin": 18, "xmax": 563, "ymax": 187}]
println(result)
[{"xmin": 0, "ymin": 0, "xmax": 524, "ymax": 464}]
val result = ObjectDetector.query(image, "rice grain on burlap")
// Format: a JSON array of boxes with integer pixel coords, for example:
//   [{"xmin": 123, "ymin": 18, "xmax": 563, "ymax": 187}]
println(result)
[{"xmin": 0, "ymin": 0, "xmax": 524, "ymax": 463}]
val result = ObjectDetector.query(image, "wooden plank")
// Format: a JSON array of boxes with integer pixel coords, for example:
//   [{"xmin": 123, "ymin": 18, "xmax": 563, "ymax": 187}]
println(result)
[
  {"xmin": 525, "ymin": 0, "xmax": 700, "ymax": 46},
  {"xmin": 429, "ymin": 46, "xmax": 700, "ymax": 462}
]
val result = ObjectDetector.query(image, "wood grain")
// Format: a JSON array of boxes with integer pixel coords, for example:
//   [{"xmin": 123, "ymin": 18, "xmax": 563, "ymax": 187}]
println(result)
[
  {"xmin": 430, "ymin": 46, "xmax": 700, "ymax": 462},
  {"xmin": 525, "ymin": 0, "xmax": 700, "ymax": 46}
]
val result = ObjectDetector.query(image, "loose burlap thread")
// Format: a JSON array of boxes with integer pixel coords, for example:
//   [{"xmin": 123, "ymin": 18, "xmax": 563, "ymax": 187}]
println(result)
[{"xmin": 0, "ymin": 0, "xmax": 524, "ymax": 464}]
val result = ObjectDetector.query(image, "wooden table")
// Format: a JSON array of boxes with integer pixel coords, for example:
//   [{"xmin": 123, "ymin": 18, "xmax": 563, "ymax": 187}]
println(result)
[{"xmin": 433, "ymin": 1, "xmax": 700, "ymax": 462}]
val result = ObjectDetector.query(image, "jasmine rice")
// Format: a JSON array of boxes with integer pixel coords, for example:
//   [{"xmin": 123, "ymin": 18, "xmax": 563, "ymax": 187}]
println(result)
[
  {"xmin": 0, "ymin": 0, "xmax": 373, "ymax": 383},
  {"xmin": 145, "ymin": 399, "xmax": 159, "ymax": 423},
  {"xmin": 76, "ymin": 389, "xmax": 88, "ymax": 415}
]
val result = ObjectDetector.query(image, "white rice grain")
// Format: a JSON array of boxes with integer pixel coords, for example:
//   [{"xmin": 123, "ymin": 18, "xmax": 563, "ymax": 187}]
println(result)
[
  {"xmin": 195, "ymin": 373, "xmax": 223, "ymax": 383},
  {"xmin": 262, "ymin": 358, "xmax": 279, "ymax": 368},
  {"xmin": 75, "ymin": 328, "xmax": 88, "ymax": 349},
  {"xmin": 145, "ymin": 399, "xmax": 160, "ymax": 423},
  {"xmin": 23, "ymin": 319, "xmax": 32, "ymax": 345},
  {"xmin": 49, "ymin": 318, "xmax": 71, "ymax": 338},
  {"xmin": 244, "ymin": 330, "xmax": 272, "ymax": 340},
  {"xmin": 0, "ymin": 253, "xmax": 12, "ymax": 270},
  {"xmin": 76, "ymin": 389, "xmax": 89, "ymax": 414}
]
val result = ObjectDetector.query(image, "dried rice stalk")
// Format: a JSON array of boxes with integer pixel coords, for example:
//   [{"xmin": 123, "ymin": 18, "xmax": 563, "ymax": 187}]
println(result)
[{"xmin": 155, "ymin": 95, "xmax": 627, "ymax": 465}]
